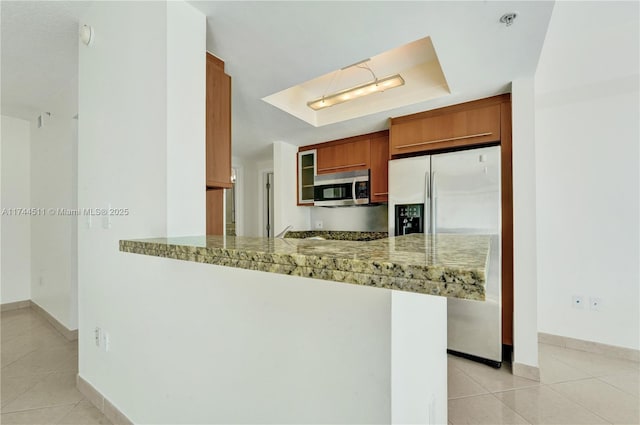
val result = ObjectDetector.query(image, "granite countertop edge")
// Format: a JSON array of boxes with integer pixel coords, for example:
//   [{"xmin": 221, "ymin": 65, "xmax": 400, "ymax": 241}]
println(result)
[{"xmin": 118, "ymin": 234, "xmax": 489, "ymax": 301}]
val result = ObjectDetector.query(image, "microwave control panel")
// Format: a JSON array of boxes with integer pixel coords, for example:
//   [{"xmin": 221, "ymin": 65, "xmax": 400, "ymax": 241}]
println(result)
[{"xmin": 355, "ymin": 181, "xmax": 369, "ymax": 199}]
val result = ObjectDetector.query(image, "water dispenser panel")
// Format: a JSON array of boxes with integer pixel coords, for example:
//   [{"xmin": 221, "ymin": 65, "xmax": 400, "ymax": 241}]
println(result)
[{"xmin": 395, "ymin": 204, "xmax": 424, "ymax": 236}]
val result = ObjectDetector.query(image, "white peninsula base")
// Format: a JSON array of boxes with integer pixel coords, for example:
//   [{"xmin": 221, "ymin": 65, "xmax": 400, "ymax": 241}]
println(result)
[{"xmin": 79, "ymin": 254, "xmax": 447, "ymax": 424}]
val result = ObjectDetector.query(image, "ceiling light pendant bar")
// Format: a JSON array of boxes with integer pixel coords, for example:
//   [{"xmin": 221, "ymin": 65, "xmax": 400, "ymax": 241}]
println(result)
[{"xmin": 307, "ymin": 74, "xmax": 405, "ymax": 111}]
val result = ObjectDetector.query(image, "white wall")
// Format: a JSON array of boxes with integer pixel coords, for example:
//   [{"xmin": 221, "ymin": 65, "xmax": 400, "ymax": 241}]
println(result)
[
  {"xmin": 166, "ymin": 1, "xmax": 206, "ymax": 236},
  {"xmin": 240, "ymin": 156, "xmax": 274, "ymax": 237},
  {"xmin": 30, "ymin": 114, "xmax": 78, "ymax": 329},
  {"xmin": 89, "ymin": 254, "xmax": 401, "ymax": 424},
  {"xmin": 511, "ymin": 77, "xmax": 539, "ymax": 370},
  {"xmin": 391, "ymin": 290, "xmax": 447, "ymax": 424},
  {"xmin": 77, "ymin": 1, "xmax": 207, "ymax": 419},
  {"xmin": 535, "ymin": 1, "xmax": 639, "ymax": 350},
  {"xmin": 230, "ymin": 156, "xmax": 245, "ymax": 236},
  {"xmin": 273, "ymin": 141, "xmax": 310, "ymax": 233},
  {"xmin": 0, "ymin": 115, "xmax": 31, "ymax": 304},
  {"xmin": 78, "ymin": 0, "xmax": 169, "ymax": 415}
]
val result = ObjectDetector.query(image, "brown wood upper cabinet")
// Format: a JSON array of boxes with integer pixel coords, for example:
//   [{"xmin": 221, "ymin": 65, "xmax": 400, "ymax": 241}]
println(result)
[
  {"xmin": 206, "ymin": 53, "xmax": 232, "ymax": 189},
  {"xmin": 389, "ymin": 103, "xmax": 501, "ymax": 157},
  {"xmin": 316, "ymin": 139, "xmax": 371, "ymax": 174}
]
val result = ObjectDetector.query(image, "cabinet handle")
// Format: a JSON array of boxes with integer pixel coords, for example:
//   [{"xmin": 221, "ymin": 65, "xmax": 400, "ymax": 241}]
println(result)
[
  {"xmin": 373, "ymin": 192, "xmax": 388, "ymax": 196},
  {"xmin": 317, "ymin": 163, "xmax": 367, "ymax": 172},
  {"xmin": 395, "ymin": 133, "xmax": 493, "ymax": 149},
  {"xmin": 302, "ymin": 184, "xmax": 314, "ymax": 188}
]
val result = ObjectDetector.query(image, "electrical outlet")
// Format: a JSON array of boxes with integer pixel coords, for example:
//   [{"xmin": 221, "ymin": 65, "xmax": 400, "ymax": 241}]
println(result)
[
  {"xmin": 589, "ymin": 297, "xmax": 601, "ymax": 311},
  {"xmin": 572, "ymin": 295, "xmax": 584, "ymax": 309},
  {"xmin": 315, "ymin": 220, "xmax": 323, "ymax": 229},
  {"xmin": 94, "ymin": 327, "xmax": 101, "ymax": 347}
]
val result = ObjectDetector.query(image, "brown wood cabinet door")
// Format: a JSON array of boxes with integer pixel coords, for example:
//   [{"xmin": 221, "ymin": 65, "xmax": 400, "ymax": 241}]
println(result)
[
  {"xmin": 206, "ymin": 53, "xmax": 232, "ymax": 188},
  {"xmin": 369, "ymin": 135, "xmax": 389, "ymax": 203},
  {"xmin": 206, "ymin": 188, "xmax": 224, "ymax": 235},
  {"xmin": 390, "ymin": 104, "xmax": 501, "ymax": 156},
  {"xmin": 316, "ymin": 139, "xmax": 370, "ymax": 174}
]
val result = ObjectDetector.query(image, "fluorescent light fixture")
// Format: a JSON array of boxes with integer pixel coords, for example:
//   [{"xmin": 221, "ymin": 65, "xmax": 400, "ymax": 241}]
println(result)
[{"xmin": 307, "ymin": 74, "xmax": 405, "ymax": 111}]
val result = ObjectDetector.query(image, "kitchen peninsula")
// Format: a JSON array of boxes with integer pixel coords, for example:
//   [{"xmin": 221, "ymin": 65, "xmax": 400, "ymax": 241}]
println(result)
[
  {"xmin": 120, "ymin": 233, "xmax": 490, "ymax": 301},
  {"xmin": 118, "ymin": 233, "xmax": 491, "ymax": 424}
]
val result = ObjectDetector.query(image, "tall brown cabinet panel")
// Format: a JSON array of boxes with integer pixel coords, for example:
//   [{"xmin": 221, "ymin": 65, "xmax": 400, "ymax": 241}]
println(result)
[
  {"xmin": 206, "ymin": 53, "xmax": 232, "ymax": 189},
  {"xmin": 206, "ymin": 189, "xmax": 224, "ymax": 235},
  {"xmin": 369, "ymin": 135, "xmax": 389, "ymax": 203},
  {"xmin": 206, "ymin": 53, "xmax": 232, "ymax": 235}
]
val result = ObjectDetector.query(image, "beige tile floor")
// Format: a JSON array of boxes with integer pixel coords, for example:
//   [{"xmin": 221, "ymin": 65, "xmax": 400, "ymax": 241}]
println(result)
[
  {"xmin": 3, "ymin": 307, "xmax": 639, "ymax": 424},
  {"xmin": 1, "ymin": 308, "xmax": 111, "ymax": 425},
  {"xmin": 448, "ymin": 345, "xmax": 640, "ymax": 425}
]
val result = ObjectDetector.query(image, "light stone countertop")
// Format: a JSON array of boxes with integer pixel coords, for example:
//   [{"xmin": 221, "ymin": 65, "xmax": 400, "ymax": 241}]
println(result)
[{"xmin": 119, "ymin": 233, "xmax": 490, "ymax": 300}]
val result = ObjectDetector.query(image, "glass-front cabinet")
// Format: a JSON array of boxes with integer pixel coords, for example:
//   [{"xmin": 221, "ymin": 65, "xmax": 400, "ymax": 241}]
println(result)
[{"xmin": 298, "ymin": 149, "xmax": 316, "ymax": 205}]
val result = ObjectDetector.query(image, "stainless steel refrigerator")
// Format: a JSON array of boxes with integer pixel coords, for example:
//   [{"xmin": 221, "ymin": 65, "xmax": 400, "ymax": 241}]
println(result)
[{"xmin": 388, "ymin": 145, "xmax": 502, "ymax": 367}]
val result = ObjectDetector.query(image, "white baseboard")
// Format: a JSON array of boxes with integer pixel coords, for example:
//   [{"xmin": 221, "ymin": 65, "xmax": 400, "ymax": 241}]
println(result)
[
  {"xmin": 512, "ymin": 362, "xmax": 540, "ymax": 381},
  {"xmin": 1, "ymin": 300, "xmax": 31, "ymax": 312},
  {"xmin": 77, "ymin": 375, "xmax": 134, "ymax": 425},
  {"xmin": 539, "ymin": 332, "xmax": 639, "ymax": 362},
  {"xmin": 29, "ymin": 301, "xmax": 78, "ymax": 341}
]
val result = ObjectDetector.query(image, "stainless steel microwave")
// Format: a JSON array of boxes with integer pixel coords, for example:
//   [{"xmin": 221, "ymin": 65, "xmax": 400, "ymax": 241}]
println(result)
[{"xmin": 313, "ymin": 170, "xmax": 369, "ymax": 207}]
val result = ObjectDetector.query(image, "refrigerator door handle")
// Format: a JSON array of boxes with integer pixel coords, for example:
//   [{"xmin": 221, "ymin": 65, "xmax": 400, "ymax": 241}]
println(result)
[
  {"xmin": 425, "ymin": 171, "xmax": 431, "ymax": 234},
  {"xmin": 431, "ymin": 171, "xmax": 437, "ymax": 235},
  {"xmin": 352, "ymin": 179, "xmax": 357, "ymax": 203}
]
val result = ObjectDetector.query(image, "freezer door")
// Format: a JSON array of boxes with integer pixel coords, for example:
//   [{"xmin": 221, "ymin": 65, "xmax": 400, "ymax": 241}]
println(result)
[
  {"xmin": 387, "ymin": 156, "xmax": 430, "ymax": 236},
  {"xmin": 448, "ymin": 234, "xmax": 502, "ymax": 363},
  {"xmin": 431, "ymin": 145, "xmax": 500, "ymax": 234},
  {"xmin": 431, "ymin": 145, "xmax": 502, "ymax": 364}
]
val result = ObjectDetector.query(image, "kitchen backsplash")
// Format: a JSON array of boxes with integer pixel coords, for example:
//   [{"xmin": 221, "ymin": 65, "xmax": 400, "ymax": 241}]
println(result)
[{"xmin": 310, "ymin": 204, "xmax": 388, "ymax": 232}]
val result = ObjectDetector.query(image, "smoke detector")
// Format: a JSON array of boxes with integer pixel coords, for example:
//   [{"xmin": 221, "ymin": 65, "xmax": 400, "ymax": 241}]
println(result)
[{"xmin": 500, "ymin": 12, "xmax": 518, "ymax": 27}]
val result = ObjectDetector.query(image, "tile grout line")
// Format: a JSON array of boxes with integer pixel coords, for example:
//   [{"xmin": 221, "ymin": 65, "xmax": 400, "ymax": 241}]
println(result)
[
  {"xmin": 1, "ymin": 400, "xmax": 81, "ymax": 416},
  {"xmin": 486, "ymin": 391, "xmax": 534, "ymax": 425},
  {"xmin": 449, "ymin": 360, "xmax": 542, "ymax": 396},
  {"xmin": 543, "ymin": 380, "xmax": 616, "ymax": 425},
  {"xmin": 0, "ymin": 371, "xmax": 60, "ymax": 411},
  {"xmin": 52, "ymin": 398, "xmax": 87, "ymax": 424},
  {"xmin": 1, "ymin": 310, "xmax": 84, "ymax": 419},
  {"xmin": 545, "ymin": 351, "xmax": 639, "ymax": 381},
  {"xmin": 447, "ymin": 361, "xmax": 494, "ymax": 396},
  {"xmin": 592, "ymin": 374, "xmax": 640, "ymax": 399},
  {"xmin": 0, "ymin": 346, "xmax": 40, "ymax": 370},
  {"xmin": 540, "ymin": 351, "xmax": 609, "ymax": 380},
  {"xmin": 447, "ymin": 392, "xmax": 534, "ymax": 425}
]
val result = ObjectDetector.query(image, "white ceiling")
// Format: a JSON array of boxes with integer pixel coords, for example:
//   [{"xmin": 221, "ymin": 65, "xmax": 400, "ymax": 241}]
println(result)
[
  {"xmin": 192, "ymin": 1, "xmax": 555, "ymax": 159},
  {"xmin": 262, "ymin": 36, "xmax": 450, "ymax": 128},
  {"xmin": 1, "ymin": 1, "xmax": 554, "ymax": 159}
]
